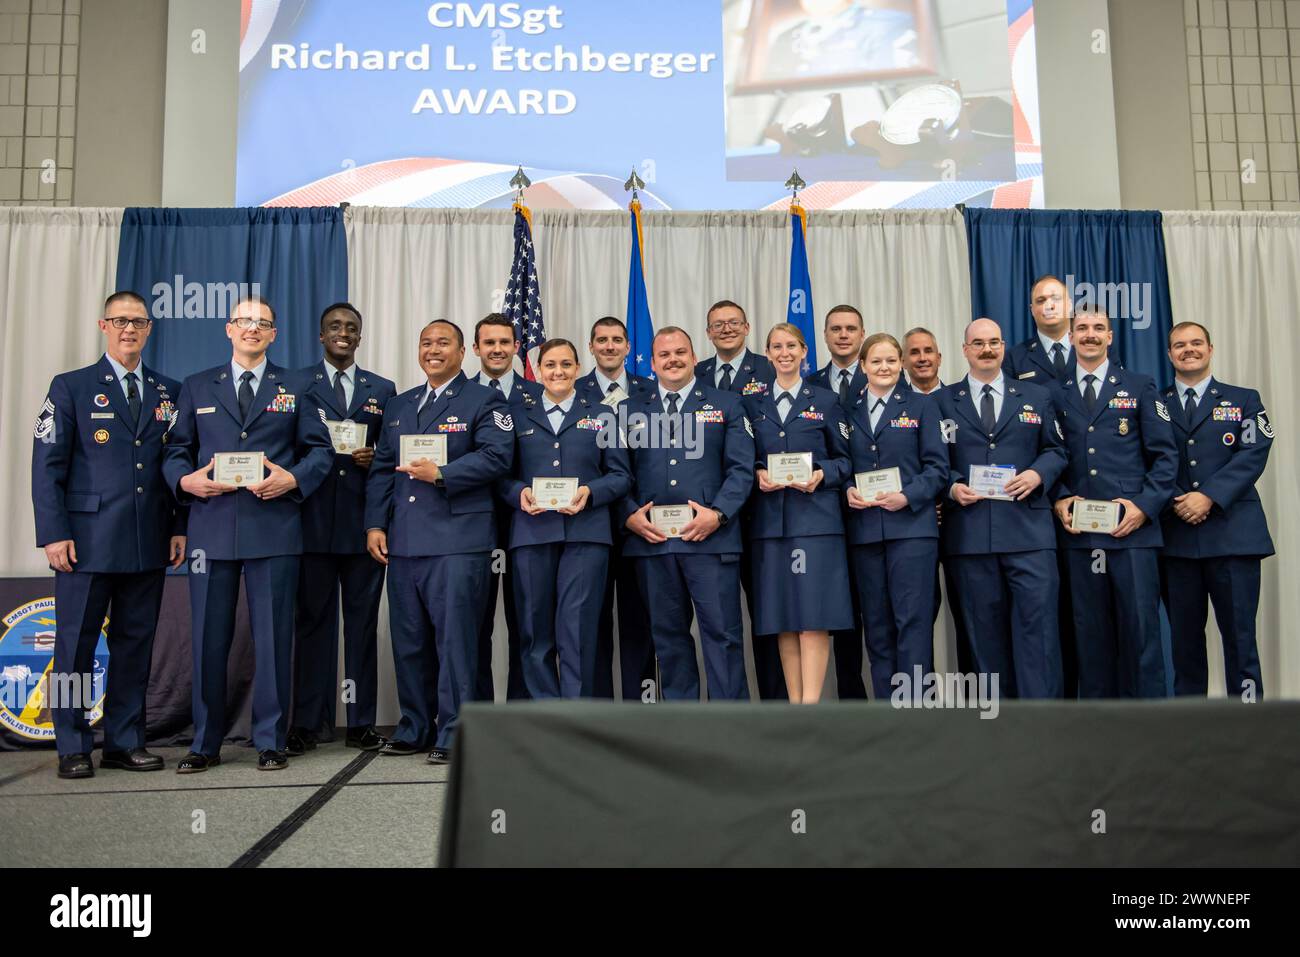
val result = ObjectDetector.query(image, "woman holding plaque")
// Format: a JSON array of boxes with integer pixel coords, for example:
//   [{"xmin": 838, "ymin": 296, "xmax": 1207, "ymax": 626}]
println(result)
[
  {"xmin": 744, "ymin": 323, "xmax": 852, "ymax": 703},
  {"xmin": 499, "ymin": 338, "xmax": 632, "ymax": 699},
  {"xmin": 845, "ymin": 333, "xmax": 948, "ymax": 699}
]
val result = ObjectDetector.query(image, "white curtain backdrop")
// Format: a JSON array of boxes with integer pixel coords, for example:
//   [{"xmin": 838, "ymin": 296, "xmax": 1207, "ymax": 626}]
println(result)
[
  {"xmin": 346, "ymin": 207, "xmax": 972, "ymax": 709},
  {"xmin": 1162, "ymin": 212, "xmax": 1298, "ymax": 698},
  {"xmin": 0, "ymin": 208, "xmax": 123, "ymax": 578}
]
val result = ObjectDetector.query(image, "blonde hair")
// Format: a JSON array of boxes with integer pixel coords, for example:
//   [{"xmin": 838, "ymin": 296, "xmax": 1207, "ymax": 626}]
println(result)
[
  {"xmin": 859, "ymin": 332, "xmax": 902, "ymax": 363},
  {"xmin": 765, "ymin": 322, "xmax": 807, "ymax": 350}
]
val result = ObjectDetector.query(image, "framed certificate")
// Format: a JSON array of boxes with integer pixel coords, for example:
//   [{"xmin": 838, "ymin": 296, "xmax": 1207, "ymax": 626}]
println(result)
[
  {"xmin": 1070, "ymin": 498, "xmax": 1121, "ymax": 533},
  {"xmin": 969, "ymin": 465, "xmax": 1016, "ymax": 501},
  {"xmin": 767, "ymin": 451, "xmax": 813, "ymax": 486},
  {"xmin": 214, "ymin": 451, "xmax": 264, "ymax": 488},
  {"xmin": 326, "ymin": 420, "xmax": 367, "ymax": 453},
  {"xmin": 532, "ymin": 477, "xmax": 579, "ymax": 510},
  {"xmin": 855, "ymin": 467, "xmax": 902, "ymax": 499},
  {"xmin": 400, "ymin": 434, "xmax": 447, "ymax": 468},
  {"xmin": 650, "ymin": 504, "xmax": 692, "ymax": 538}
]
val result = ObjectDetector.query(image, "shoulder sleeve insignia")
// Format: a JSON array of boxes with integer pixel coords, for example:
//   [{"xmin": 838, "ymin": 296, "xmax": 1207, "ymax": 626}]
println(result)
[
  {"xmin": 493, "ymin": 410, "xmax": 514, "ymax": 432},
  {"xmin": 317, "ymin": 407, "xmax": 327, "ymax": 424},
  {"xmin": 743, "ymin": 416, "xmax": 753, "ymax": 438},
  {"xmin": 1055, "ymin": 418, "xmax": 1064, "ymax": 441},
  {"xmin": 838, "ymin": 420, "xmax": 849, "ymax": 440},
  {"xmin": 1155, "ymin": 400, "xmax": 1171, "ymax": 422}
]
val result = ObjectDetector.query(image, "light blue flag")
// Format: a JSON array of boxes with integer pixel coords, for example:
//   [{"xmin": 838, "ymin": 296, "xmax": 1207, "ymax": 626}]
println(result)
[
  {"xmin": 787, "ymin": 204, "xmax": 818, "ymax": 374},
  {"xmin": 626, "ymin": 200, "xmax": 655, "ymax": 378}
]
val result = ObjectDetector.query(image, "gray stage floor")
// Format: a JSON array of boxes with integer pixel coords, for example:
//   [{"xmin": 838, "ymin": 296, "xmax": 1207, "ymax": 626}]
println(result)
[{"xmin": 0, "ymin": 740, "xmax": 446, "ymax": 867}]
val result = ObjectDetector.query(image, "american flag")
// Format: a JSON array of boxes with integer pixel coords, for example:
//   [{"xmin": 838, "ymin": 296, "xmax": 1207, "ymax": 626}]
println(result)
[{"xmin": 504, "ymin": 202, "xmax": 545, "ymax": 379}]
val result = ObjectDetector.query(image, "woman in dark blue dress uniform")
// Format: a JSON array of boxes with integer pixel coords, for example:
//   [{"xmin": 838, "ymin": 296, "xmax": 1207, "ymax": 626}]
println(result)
[
  {"xmin": 500, "ymin": 339, "xmax": 632, "ymax": 698},
  {"xmin": 745, "ymin": 323, "xmax": 852, "ymax": 703},
  {"xmin": 844, "ymin": 333, "xmax": 947, "ymax": 699}
]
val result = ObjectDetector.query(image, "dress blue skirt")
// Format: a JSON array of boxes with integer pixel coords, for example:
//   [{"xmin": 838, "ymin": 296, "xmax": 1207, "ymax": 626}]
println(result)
[{"xmin": 751, "ymin": 534, "xmax": 854, "ymax": 634}]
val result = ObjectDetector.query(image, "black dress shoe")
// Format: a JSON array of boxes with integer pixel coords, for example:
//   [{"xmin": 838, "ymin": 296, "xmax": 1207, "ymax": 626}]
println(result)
[
  {"xmin": 57, "ymin": 753, "xmax": 94, "ymax": 779},
  {"xmin": 100, "ymin": 748, "xmax": 164, "ymax": 771},
  {"xmin": 258, "ymin": 750, "xmax": 288, "ymax": 770},
  {"xmin": 346, "ymin": 726, "xmax": 385, "ymax": 751},
  {"xmin": 285, "ymin": 731, "xmax": 315, "ymax": 757},
  {"xmin": 176, "ymin": 752, "xmax": 220, "ymax": 774},
  {"xmin": 426, "ymin": 748, "xmax": 451, "ymax": 765},
  {"xmin": 378, "ymin": 739, "xmax": 421, "ymax": 756}
]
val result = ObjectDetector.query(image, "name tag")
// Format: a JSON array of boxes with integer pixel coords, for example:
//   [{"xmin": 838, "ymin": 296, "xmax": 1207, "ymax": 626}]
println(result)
[
  {"xmin": 437, "ymin": 422, "xmax": 469, "ymax": 433},
  {"xmin": 798, "ymin": 410, "xmax": 824, "ymax": 421},
  {"xmin": 1213, "ymin": 407, "xmax": 1242, "ymax": 421},
  {"xmin": 267, "ymin": 394, "xmax": 296, "ymax": 413},
  {"xmin": 695, "ymin": 409, "xmax": 724, "ymax": 424},
  {"xmin": 1017, "ymin": 371, "xmax": 1037, "ymax": 379},
  {"xmin": 890, "ymin": 416, "xmax": 919, "ymax": 429},
  {"xmin": 518, "ymin": 428, "xmax": 535, "ymax": 437},
  {"xmin": 1108, "ymin": 397, "xmax": 1138, "ymax": 409},
  {"xmin": 575, "ymin": 417, "xmax": 604, "ymax": 431},
  {"xmin": 197, "ymin": 406, "xmax": 216, "ymax": 415},
  {"xmin": 1019, "ymin": 411, "xmax": 1041, "ymax": 425},
  {"xmin": 91, "ymin": 412, "xmax": 114, "ymax": 420}
]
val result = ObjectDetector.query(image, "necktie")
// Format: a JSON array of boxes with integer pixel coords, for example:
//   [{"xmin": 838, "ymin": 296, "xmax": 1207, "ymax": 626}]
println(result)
[
  {"xmin": 665, "ymin": 392, "xmax": 680, "ymax": 443},
  {"xmin": 417, "ymin": 389, "xmax": 437, "ymax": 431},
  {"xmin": 606, "ymin": 382, "xmax": 619, "ymax": 395},
  {"xmin": 838, "ymin": 369, "xmax": 851, "ymax": 405},
  {"xmin": 238, "ymin": 370, "xmax": 255, "ymax": 421},
  {"xmin": 333, "ymin": 369, "xmax": 347, "ymax": 412},
  {"xmin": 718, "ymin": 363, "xmax": 733, "ymax": 391},
  {"xmin": 125, "ymin": 372, "xmax": 140, "ymax": 425},
  {"xmin": 1184, "ymin": 387, "xmax": 1198, "ymax": 420},
  {"xmin": 1083, "ymin": 374, "xmax": 1098, "ymax": 413},
  {"xmin": 490, "ymin": 378, "xmax": 502, "ymax": 391},
  {"xmin": 777, "ymin": 392, "xmax": 792, "ymax": 422},
  {"xmin": 980, "ymin": 384, "xmax": 996, "ymax": 433},
  {"xmin": 871, "ymin": 397, "xmax": 885, "ymax": 432},
  {"xmin": 1051, "ymin": 343, "xmax": 1066, "ymax": 379}
]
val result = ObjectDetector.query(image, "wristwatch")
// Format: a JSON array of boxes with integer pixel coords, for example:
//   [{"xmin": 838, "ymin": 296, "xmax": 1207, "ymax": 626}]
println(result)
[{"xmin": 712, "ymin": 508, "xmax": 728, "ymax": 526}]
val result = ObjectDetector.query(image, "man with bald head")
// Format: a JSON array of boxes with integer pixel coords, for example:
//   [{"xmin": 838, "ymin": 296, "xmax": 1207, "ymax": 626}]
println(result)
[{"xmin": 935, "ymin": 318, "xmax": 1068, "ymax": 698}]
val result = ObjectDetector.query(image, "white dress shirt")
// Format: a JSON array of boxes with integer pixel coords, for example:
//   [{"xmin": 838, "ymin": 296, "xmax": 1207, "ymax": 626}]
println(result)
[
  {"xmin": 966, "ymin": 373, "xmax": 1005, "ymax": 423},
  {"xmin": 325, "ymin": 361, "xmax": 356, "ymax": 410},
  {"xmin": 1076, "ymin": 359, "xmax": 1110, "ymax": 401}
]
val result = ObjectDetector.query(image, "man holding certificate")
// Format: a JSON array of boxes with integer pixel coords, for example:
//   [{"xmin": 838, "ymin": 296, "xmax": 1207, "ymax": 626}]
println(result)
[
  {"xmin": 576, "ymin": 316, "xmax": 657, "ymax": 700},
  {"xmin": 844, "ymin": 334, "xmax": 948, "ymax": 700},
  {"xmin": 364, "ymin": 320, "xmax": 513, "ymax": 764},
  {"xmin": 742, "ymin": 324, "xmax": 852, "ymax": 703},
  {"xmin": 498, "ymin": 339, "xmax": 631, "ymax": 698},
  {"xmin": 1158, "ymin": 322, "xmax": 1274, "ymax": 699},
  {"xmin": 288, "ymin": 302, "xmax": 395, "ymax": 754},
  {"xmin": 620, "ymin": 327, "xmax": 754, "ymax": 701},
  {"xmin": 163, "ymin": 296, "xmax": 335, "ymax": 772},
  {"xmin": 1051, "ymin": 304, "xmax": 1178, "ymax": 698},
  {"xmin": 936, "ymin": 318, "xmax": 1068, "ymax": 699}
]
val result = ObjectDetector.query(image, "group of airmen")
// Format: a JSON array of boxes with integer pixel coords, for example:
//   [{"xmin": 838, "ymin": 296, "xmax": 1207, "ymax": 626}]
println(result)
[{"xmin": 32, "ymin": 274, "xmax": 1274, "ymax": 778}]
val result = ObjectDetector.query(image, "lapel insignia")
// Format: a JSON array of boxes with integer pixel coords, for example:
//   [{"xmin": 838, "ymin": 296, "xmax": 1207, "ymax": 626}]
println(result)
[
  {"xmin": 1109, "ymin": 375, "xmax": 1117, "ymax": 384},
  {"xmin": 1210, "ymin": 388, "xmax": 1219, "ymax": 396},
  {"xmin": 104, "ymin": 375, "xmax": 113, "ymax": 382},
  {"xmin": 220, "ymin": 372, "xmax": 228, "ymax": 381},
  {"xmin": 315, "ymin": 372, "xmax": 324, "ymax": 380}
]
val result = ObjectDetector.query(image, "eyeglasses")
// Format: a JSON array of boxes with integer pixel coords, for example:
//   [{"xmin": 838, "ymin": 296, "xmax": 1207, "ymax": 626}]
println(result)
[
  {"xmin": 966, "ymin": 339, "xmax": 1004, "ymax": 350},
  {"xmin": 709, "ymin": 320, "xmax": 745, "ymax": 332},
  {"xmin": 106, "ymin": 317, "xmax": 151, "ymax": 330},
  {"xmin": 232, "ymin": 317, "xmax": 275, "ymax": 332}
]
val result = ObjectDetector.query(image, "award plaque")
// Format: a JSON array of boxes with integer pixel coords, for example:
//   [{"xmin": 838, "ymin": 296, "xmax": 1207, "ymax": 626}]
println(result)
[
  {"xmin": 767, "ymin": 452, "xmax": 814, "ymax": 486},
  {"xmin": 968, "ymin": 464, "xmax": 1016, "ymax": 501},
  {"xmin": 650, "ymin": 505, "xmax": 692, "ymax": 538},
  {"xmin": 1070, "ymin": 498, "xmax": 1121, "ymax": 533},
  {"xmin": 326, "ymin": 420, "xmax": 367, "ymax": 453},
  {"xmin": 855, "ymin": 466, "xmax": 903, "ymax": 500},
  {"xmin": 400, "ymin": 434, "xmax": 447, "ymax": 468},
  {"xmin": 532, "ymin": 477, "xmax": 579, "ymax": 510},
  {"xmin": 214, "ymin": 451, "xmax": 264, "ymax": 488}
]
